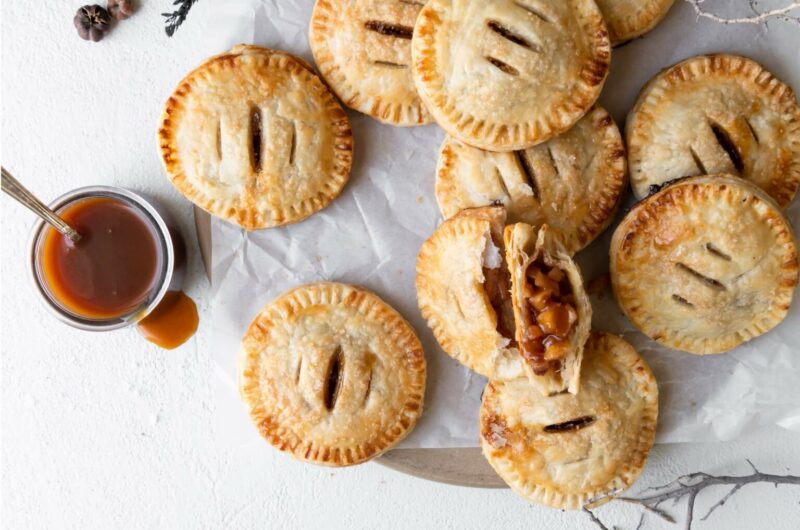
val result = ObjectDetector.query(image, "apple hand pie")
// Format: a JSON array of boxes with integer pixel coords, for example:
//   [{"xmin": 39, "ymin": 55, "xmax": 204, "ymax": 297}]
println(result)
[
  {"xmin": 627, "ymin": 54, "xmax": 800, "ymax": 207},
  {"xmin": 158, "ymin": 45, "xmax": 353, "ymax": 229},
  {"xmin": 309, "ymin": 0, "xmax": 432, "ymax": 126},
  {"xmin": 595, "ymin": 0, "xmax": 675, "ymax": 46},
  {"xmin": 239, "ymin": 283, "xmax": 426, "ymax": 466},
  {"xmin": 505, "ymin": 223, "xmax": 591, "ymax": 395},
  {"xmin": 611, "ymin": 175, "xmax": 799, "ymax": 355},
  {"xmin": 416, "ymin": 206, "xmax": 591, "ymax": 394},
  {"xmin": 435, "ymin": 105, "xmax": 627, "ymax": 255},
  {"xmin": 480, "ymin": 332, "xmax": 658, "ymax": 510},
  {"xmin": 416, "ymin": 206, "xmax": 526, "ymax": 381},
  {"xmin": 411, "ymin": 0, "xmax": 611, "ymax": 151}
]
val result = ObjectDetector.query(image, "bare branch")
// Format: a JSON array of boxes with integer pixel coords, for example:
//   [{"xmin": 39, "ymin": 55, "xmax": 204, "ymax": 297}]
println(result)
[
  {"xmin": 583, "ymin": 463, "xmax": 800, "ymax": 530},
  {"xmin": 583, "ymin": 507, "xmax": 611, "ymax": 530},
  {"xmin": 701, "ymin": 484, "xmax": 743, "ymax": 521},
  {"xmin": 684, "ymin": 491, "xmax": 697, "ymax": 530},
  {"xmin": 684, "ymin": 0, "xmax": 800, "ymax": 26},
  {"xmin": 630, "ymin": 470, "xmax": 800, "ymax": 507},
  {"xmin": 617, "ymin": 498, "xmax": 676, "ymax": 523}
]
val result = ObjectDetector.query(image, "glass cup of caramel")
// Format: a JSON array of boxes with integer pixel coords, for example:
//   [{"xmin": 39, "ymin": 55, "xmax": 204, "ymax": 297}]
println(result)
[{"xmin": 28, "ymin": 186, "xmax": 193, "ymax": 345}]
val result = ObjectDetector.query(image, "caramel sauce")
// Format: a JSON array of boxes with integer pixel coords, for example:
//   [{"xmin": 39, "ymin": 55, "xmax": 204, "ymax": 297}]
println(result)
[
  {"xmin": 137, "ymin": 291, "xmax": 198, "ymax": 350},
  {"xmin": 40, "ymin": 195, "xmax": 199, "ymax": 350},
  {"xmin": 41, "ymin": 197, "xmax": 161, "ymax": 319}
]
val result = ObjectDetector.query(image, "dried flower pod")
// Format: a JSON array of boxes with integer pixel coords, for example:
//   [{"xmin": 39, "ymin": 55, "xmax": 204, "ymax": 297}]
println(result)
[
  {"xmin": 107, "ymin": 0, "xmax": 135, "ymax": 21},
  {"xmin": 74, "ymin": 5, "xmax": 111, "ymax": 42}
]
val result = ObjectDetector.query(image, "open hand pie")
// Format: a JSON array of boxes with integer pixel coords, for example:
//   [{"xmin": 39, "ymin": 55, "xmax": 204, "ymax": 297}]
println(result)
[
  {"xmin": 435, "ymin": 105, "xmax": 627, "ymax": 254},
  {"xmin": 505, "ymin": 223, "xmax": 591, "ymax": 395},
  {"xmin": 416, "ymin": 206, "xmax": 591, "ymax": 394},
  {"xmin": 411, "ymin": 0, "xmax": 611, "ymax": 151},
  {"xmin": 595, "ymin": 0, "xmax": 675, "ymax": 46},
  {"xmin": 309, "ymin": 0, "xmax": 431, "ymax": 126},
  {"xmin": 158, "ymin": 45, "xmax": 353, "ymax": 229},
  {"xmin": 626, "ymin": 54, "xmax": 800, "ymax": 207},
  {"xmin": 416, "ymin": 206, "xmax": 526, "ymax": 381},
  {"xmin": 480, "ymin": 332, "xmax": 658, "ymax": 510},
  {"xmin": 239, "ymin": 282, "xmax": 426, "ymax": 466},
  {"xmin": 611, "ymin": 175, "xmax": 799, "ymax": 355}
]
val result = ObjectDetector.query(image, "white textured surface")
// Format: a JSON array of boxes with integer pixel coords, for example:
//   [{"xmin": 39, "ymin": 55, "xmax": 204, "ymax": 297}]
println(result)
[{"xmin": 2, "ymin": 1, "xmax": 799, "ymax": 529}]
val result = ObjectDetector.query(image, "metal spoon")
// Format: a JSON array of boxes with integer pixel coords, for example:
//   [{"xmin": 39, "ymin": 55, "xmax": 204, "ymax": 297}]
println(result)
[{"xmin": 1, "ymin": 166, "xmax": 82, "ymax": 243}]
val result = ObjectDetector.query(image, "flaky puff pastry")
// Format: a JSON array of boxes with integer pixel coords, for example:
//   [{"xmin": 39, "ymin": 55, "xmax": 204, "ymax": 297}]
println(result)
[
  {"xmin": 505, "ymin": 223, "xmax": 592, "ymax": 395},
  {"xmin": 480, "ymin": 332, "xmax": 658, "ymax": 510},
  {"xmin": 239, "ymin": 283, "xmax": 426, "ymax": 467},
  {"xmin": 411, "ymin": 0, "xmax": 610, "ymax": 151},
  {"xmin": 158, "ymin": 45, "xmax": 353, "ymax": 229},
  {"xmin": 416, "ymin": 206, "xmax": 526, "ymax": 381},
  {"xmin": 611, "ymin": 175, "xmax": 799, "ymax": 355},
  {"xmin": 309, "ymin": 0, "xmax": 432, "ymax": 126}
]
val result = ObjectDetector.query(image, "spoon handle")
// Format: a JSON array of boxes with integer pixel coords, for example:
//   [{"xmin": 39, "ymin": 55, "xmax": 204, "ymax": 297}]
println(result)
[{"xmin": 1, "ymin": 166, "xmax": 82, "ymax": 243}]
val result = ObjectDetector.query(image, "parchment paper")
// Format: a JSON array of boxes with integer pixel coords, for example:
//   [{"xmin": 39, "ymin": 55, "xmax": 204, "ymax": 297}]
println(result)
[{"xmin": 205, "ymin": 0, "xmax": 800, "ymax": 448}]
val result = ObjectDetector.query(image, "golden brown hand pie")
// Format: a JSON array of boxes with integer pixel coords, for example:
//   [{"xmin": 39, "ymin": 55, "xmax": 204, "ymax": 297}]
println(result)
[
  {"xmin": 411, "ymin": 0, "xmax": 610, "ymax": 151},
  {"xmin": 480, "ymin": 332, "xmax": 658, "ymax": 510},
  {"xmin": 239, "ymin": 282, "xmax": 426, "ymax": 466},
  {"xmin": 611, "ymin": 175, "xmax": 799, "ymax": 355},
  {"xmin": 595, "ymin": 0, "xmax": 675, "ymax": 46},
  {"xmin": 505, "ymin": 223, "xmax": 591, "ymax": 395},
  {"xmin": 435, "ymin": 105, "xmax": 627, "ymax": 254},
  {"xmin": 416, "ymin": 206, "xmax": 526, "ymax": 381},
  {"xmin": 626, "ymin": 54, "xmax": 800, "ymax": 207},
  {"xmin": 158, "ymin": 45, "xmax": 353, "ymax": 229},
  {"xmin": 416, "ymin": 206, "xmax": 591, "ymax": 394},
  {"xmin": 309, "ymin": 0, "xmax": 432, "ymax": 126}
]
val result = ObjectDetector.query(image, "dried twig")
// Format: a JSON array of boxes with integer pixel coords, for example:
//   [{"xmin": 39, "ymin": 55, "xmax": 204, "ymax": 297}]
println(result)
[
  {"xmin": 163, "ymin": 0, "xmax": 199, "ymax": 37},
  {"xmin": 684, "ymin": 0, "xmax": 800, "ymax": 25},
  {"xmin": 584, "ymin": 461, "xmax": 800, "ymax": 529},
  {"xmin": 583, "ymin": 507, "xmax": 611, "ymax": 530},
  {"xmin": 616, "ymin": 497, "xmax": 676, "ymax": 523}
]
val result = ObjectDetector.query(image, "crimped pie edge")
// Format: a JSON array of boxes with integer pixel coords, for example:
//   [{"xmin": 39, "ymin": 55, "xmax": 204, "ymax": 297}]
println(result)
[
  {"xmin": 625, "ymin": 53, "xmax": 800, "ymax": 208},
  {"xmin": 610, "ymin": 174, "xmax": 799, "ymax": 354},
  {"xmin": 434, "ymin": 105, "xmax": 628, "ymax": 254},
  {"xmin": 411, "ymin": 0, "xmax": 611, "ymax": 152},
  {"xmin": 479, "ymin": 331, "xmax": 658, "ymax": 510},
  {"xmin": 308, "ymin": 0, "xmax": 432, "ymax": 126},
  {"xmin": 239, "ymin": 282, "xmax": 426, "ymax": 466},
  {"xmin": 158, "ymin": 45, "xmax": 354, "ymax": 229},
  {"xmin": 598, "ymin": 0, "xmax": 675, "ymax": 46}
]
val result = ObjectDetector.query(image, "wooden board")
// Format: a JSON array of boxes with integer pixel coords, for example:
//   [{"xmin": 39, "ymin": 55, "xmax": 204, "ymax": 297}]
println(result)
[{"xmin": 193, "ymin": 207, "xmax": 507, "ymax": 488}]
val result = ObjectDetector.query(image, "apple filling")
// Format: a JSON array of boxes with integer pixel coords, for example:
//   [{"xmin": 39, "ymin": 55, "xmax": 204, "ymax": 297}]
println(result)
[
  {"xmin": 484, "ymin": 264, "xmax": 516, "ymax": 341},
  {"xmin": 483, "ymin": 234, "xmax": 517, "ymax": 343},
  {"xmin": 520, "ymin": 260, "xmax": 577, "ymax": 375}
]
